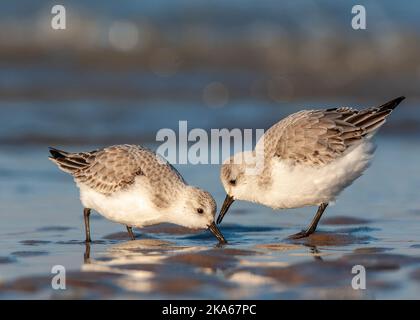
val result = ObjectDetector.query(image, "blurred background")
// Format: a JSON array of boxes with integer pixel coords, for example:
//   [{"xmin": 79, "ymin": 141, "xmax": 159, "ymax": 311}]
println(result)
[
  {"xmin": 0, "ymin": 0, "xmax": 419, "ymax": 146},
  {"xmin": 1, "ymin": 0, "xmax": 420, "ymax": 299}
]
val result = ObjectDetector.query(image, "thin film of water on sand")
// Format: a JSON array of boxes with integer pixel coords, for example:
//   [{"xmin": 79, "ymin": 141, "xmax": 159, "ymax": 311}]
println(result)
[{"xmin": 1, "ymin": 135, "xmax": 420, "ymax": 299}]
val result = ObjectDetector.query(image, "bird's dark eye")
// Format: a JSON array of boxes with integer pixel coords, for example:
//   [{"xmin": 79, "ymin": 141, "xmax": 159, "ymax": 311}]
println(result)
[
  {"xmin": 229, "ymin": 179, "xmax": 236, "ymax": 186},
  {"xmin": 197, "ymin": 208, "xmax": 204, "ymax": 214}
]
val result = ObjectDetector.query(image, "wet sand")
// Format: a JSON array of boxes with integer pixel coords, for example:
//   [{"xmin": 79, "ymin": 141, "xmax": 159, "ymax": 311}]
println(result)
[
  {"xmin": 1, "ymin": 209, "xmax": 420, "ymax": 298},
  {"xmin": 2, "ymin": 222, "xmax": 420, "ymax": 299},
  {"xmin": 1, "ymin": 137, "xmax": 420, "ymax": 299}
]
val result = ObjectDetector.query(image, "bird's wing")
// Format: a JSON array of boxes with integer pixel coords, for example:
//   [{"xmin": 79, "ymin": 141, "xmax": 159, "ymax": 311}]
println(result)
[
  {"xmin": 49, "ymin": 144, "xmax": 185, "ymax": 198},
  {"xmin": 264, "ymin": 97, "xmax": 404, "ymax": 166}
]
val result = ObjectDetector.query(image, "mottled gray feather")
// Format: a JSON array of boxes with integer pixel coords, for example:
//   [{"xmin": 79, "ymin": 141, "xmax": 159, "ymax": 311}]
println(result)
[
  {"xmin": 263, "ymin": 97, "xmax": 404, "ymax": 166},
  {"xmin": 49, "ymin": 145, "xmax": 186, "ymax": 207}
]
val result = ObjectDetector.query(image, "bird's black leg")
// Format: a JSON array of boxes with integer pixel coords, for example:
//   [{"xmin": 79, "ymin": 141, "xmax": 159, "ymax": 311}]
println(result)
[
  {"xmin": 126, "ymin": 226, "xmax": 136, "ymax": 240},
  {"xmin": 84, "ymin": 242, "xmax": 91, "ymax": 264},
  {"xmin": 308, "ymin": 244, "xmax": 323, "ymax": 261},
  {"xmin": 288, "ymin": 203, "xmax": 329, "ymax": 239},
  {"xmin": 83, "ymin": 208, "xmax": 92, "ymax": 243}
]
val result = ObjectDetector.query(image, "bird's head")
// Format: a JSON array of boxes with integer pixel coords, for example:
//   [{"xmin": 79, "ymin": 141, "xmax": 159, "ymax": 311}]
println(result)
[
  {"xmin": 179, "ymin": 186, "xmax": 226, "ymax": 243},
  {"xmin": 218, "ymin": 151, "xmax": 257, "ymax": 224}
]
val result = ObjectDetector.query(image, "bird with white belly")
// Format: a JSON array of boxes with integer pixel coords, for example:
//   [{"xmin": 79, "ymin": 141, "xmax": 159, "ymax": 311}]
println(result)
[
  {"xmin": 217, "ymin": 96, "xmax": 405, "ymax": 239},
  {"xmin": 49, "ymin": 144, "xmax": 226, "ymax": 243}
]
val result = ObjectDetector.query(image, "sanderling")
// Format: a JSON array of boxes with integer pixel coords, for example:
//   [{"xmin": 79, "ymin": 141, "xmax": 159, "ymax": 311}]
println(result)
[
  {"xmin": 49, "ymin": 144, "xmax": 226, "ymax": 243},
  {"xmin": 217, "ymin": 96, "xmax": 405, "ymax": 239}
]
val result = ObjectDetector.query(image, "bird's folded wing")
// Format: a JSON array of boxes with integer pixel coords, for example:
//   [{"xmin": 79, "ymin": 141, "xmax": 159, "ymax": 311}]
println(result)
[
  {"xmin": 59, "ymin": 144, "xmax": 184, "ymax": 195},
  {"xmin": 269, "ymin": 106, "xmax": 392, "ymax": 166}
]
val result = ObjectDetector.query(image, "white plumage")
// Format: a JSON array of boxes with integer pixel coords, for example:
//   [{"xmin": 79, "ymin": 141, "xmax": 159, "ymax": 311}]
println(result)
[
  {"xmin": 218, "ymin": 96, "xmax": 405, "ymax": 238},
  {"xmin": 49, "ymin": 144, "xmax": 226, "ymax": 243}
]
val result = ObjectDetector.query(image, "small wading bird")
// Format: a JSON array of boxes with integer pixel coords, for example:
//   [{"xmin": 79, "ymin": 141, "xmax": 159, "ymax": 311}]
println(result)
[
  {"xmin": 217, "ymin": 96, "xmax": 405, "ymax": 239},
  {"xmin": 49, "ymin": 144, "xmax": 226, "ymax": 243}
]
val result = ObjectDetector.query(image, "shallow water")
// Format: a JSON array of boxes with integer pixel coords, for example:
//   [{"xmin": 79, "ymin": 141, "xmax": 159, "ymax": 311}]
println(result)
[
  {"xmin": 1, "ymin": 134, "xmax": 420, "ymax": 299},
  {"xmin": 1, "ymin": 0, "xmax": 420, "ymax": 300}
]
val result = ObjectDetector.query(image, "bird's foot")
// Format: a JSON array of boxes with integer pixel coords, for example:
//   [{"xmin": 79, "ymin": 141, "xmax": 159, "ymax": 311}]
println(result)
[{"xmin": 287, "ymin": 230, "xmax": 312, "ymax": 239}]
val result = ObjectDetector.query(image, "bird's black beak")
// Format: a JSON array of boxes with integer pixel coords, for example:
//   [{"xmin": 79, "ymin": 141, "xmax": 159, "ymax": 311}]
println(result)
[
  {"xmin": 217, "ymin": 194, "xmax": 235, "ymax": 224},
  {"xmin": 208, "ymin": 221, "xmax": 227, "ymax": 244}
]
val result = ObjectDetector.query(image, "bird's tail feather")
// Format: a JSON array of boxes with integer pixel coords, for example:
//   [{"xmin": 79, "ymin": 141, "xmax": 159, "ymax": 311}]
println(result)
[
  {"xmin": 49, "ymin": 147, "xmax": 90, "ymax": 174},
  {"xmin": 345, "ymin": 96, "xmax": 405, "ymax": 137},
  {"xmin": 377, "ymin": 96, "xmax": 405, "ymax": 112}
]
